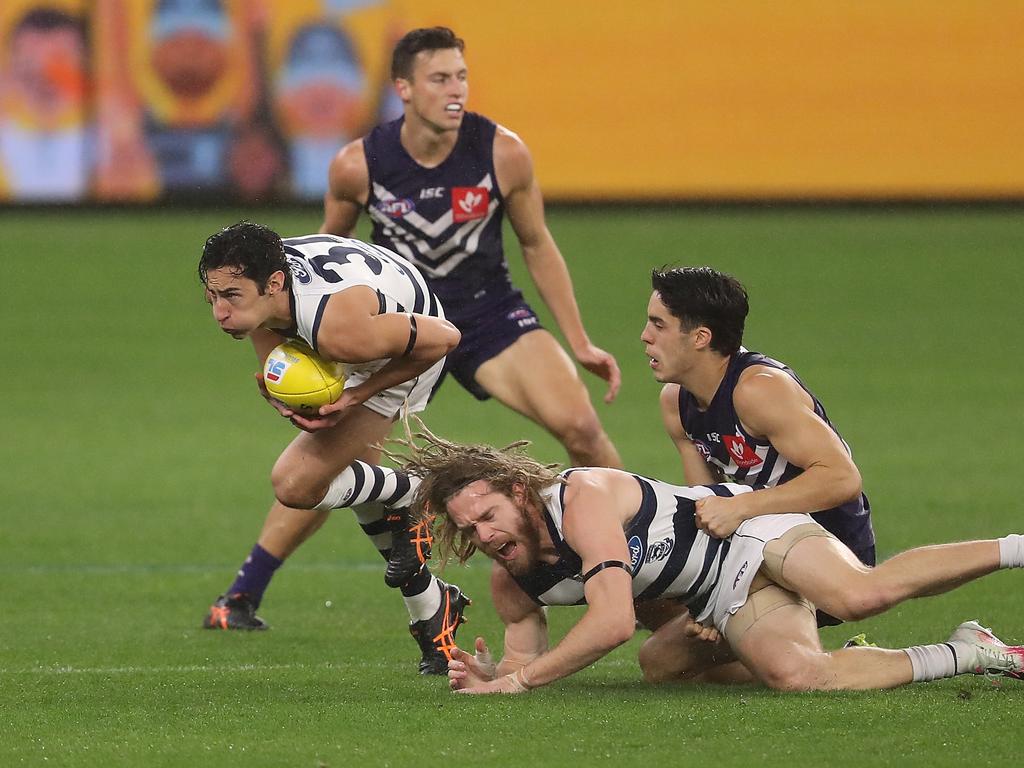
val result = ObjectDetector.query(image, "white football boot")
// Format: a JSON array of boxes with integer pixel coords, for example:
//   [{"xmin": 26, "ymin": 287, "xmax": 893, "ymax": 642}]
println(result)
[{"xmin": 948, "ymin": 620, "xmax": 1024, "ymax": 680}]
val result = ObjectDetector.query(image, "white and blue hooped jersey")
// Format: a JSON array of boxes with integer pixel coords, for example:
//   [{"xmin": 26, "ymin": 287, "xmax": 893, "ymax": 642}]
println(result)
[
  {"xmin": 512, "ymin": 471, "xmax": 754, "ymax": 625},
  {"xmin": 279, "ymin": 234, "xmax": 445, "ymax": 381}
]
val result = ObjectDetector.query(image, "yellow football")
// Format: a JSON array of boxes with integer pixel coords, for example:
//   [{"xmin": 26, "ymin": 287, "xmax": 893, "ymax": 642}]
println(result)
[{"xmin": 262, "ymin": 341, "xmax": 345, "ymax": 414}]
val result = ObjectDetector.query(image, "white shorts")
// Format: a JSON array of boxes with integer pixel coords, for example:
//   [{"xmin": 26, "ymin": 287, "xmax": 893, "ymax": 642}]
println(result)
[
  {"xmin": 344, "ymin": 356, "xmax": 445, "ymax": 419},
  {"xmin": 696, "ymin": 513, "xmax": 819, "ymax": 633}
]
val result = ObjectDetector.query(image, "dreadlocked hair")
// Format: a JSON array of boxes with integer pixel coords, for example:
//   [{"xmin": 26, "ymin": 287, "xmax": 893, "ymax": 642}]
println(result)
[{"xmin": 382, "ymin": 417, "xmax": 563, "ymax": 566}]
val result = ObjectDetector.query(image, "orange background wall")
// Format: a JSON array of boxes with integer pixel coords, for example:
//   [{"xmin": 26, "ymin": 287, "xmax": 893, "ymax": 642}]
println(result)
[{"xmin": 395, "ymin": 1, "xmax": 1024, "ymax": 199}]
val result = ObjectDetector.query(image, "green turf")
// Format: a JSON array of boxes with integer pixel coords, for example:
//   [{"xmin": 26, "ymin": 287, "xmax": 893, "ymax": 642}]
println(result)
[{"xmin": 2, "ymin": 206, "xmax": 1022, "ymax": 766}]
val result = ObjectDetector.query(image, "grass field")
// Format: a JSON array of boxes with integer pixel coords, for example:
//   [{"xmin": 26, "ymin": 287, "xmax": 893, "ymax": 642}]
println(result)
[{"xmin": 3, "ymin": 206, "xmax": 1023, "ymax": 766}]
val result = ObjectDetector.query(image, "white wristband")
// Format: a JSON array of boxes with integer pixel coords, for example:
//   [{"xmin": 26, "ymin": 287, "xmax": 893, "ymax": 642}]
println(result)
[{"xmin": 507, "ymin": 667, "xmax": 533, "ymax": 693}]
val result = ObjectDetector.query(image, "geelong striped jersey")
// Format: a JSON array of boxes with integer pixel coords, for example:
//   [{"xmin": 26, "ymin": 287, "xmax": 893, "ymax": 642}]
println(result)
[
  {"xmin": 511, "ymin": 470, "xmax": 754, "ymax": 625},
  {"xmin": 678, "ymin": 350, "xmax": 875, "ymax": 556},
  {"xmin": 363, "ymin": 112, "xmax": 511, "ymax": 323},
  {"xmin": 278, "ymin": 233, "xmax": 445, "ymax": 381}
]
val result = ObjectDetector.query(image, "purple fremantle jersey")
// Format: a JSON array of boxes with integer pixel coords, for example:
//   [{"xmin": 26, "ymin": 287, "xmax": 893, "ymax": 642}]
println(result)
[
  {"xmin": 678, "ymin": 350, "xmax": 875, "ymax": 558},
  {"xmin": 363, "ymin": 112, "xmax": 510, "ymax": 324}
]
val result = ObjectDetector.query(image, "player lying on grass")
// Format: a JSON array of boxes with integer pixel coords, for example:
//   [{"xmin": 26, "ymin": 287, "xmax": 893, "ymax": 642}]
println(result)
[
  {"xmin": 371, "ymin": 430, "xmax": 1022, "ymax": 693},
  {"xmin": 198, "ymin": 221, "xmax": 470, "ymax": 674}
]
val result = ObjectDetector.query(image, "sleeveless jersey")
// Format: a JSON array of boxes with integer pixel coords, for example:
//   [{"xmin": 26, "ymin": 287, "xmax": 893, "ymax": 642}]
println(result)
[
  {"xmin": 677, "ymin": 350, "xmax": 874, "ymax": 553},
  {"xmin": 362, "ymin": 112, "xmax": 510, "ymax": 322},
  {"xmin": 512, "ymin": 471, "xmax": 753, "ymax": 625},
  {"xmin": 278, "ymin": 234, "xmax": 444, "ymax": 382}
]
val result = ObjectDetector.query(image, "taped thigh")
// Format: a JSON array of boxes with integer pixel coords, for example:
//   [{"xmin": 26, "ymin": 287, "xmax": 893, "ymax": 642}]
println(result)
[
  {"xmin": 761, "ymin": 522, "xmax": 838, "ymax": 592},
  {"xmin": 724, "ymin": 583, "xmax": 814, "ymax": 645}
]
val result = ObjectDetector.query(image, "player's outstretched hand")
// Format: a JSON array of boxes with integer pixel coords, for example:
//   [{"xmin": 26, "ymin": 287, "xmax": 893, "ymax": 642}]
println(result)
[
  {"xmin": 574, "ymin": 344, "xmax": 621, "ymax": 403},
  {"xmin": 448, "ymin": 637, "xmax": 497, "ymax": 690}
]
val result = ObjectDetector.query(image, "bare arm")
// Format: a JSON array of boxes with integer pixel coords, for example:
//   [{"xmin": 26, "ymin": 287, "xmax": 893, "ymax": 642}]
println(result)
[
  {"xmin": 495, "ymin": 128, "xmax": 621, "ymax": 403},
  {"xmin": 285, "ymin": 286, "xmax": 459, "ymax": 431},
  {"xmin": 659, "ymin": 384, "xmax": 721, "ymax": 485},
  {"xmin": 694, "ymin": 368, "xmax": 862, "ymax": 537},
  {"xmin": 317, "ymin": 286, "xmax": 459, "ymax": 405},
  {"xmin": 455, "ymin": 471, "xmax": 637, "ymax": 694},
  {"xmin": 446, "ymin": 563, "xmax": 549, "ymax": 690},
  {"xmin": 320, "ymin": 140, "xmax": 368, "ymax": 237}
]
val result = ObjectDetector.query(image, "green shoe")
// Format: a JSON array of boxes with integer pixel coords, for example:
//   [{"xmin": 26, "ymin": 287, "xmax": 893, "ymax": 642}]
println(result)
[{"xmin": 842, "ymin": 632, "xmax": 877, "ymax": 649}]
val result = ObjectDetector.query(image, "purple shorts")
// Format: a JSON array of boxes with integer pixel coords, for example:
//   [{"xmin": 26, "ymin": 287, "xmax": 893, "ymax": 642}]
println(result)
[{"xmin": 439, "ymin": 291, "xmax": 543, "ymax": 401}]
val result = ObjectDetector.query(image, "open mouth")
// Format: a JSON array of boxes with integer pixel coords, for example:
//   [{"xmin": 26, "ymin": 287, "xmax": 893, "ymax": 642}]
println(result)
[
  {"xmin": 496, "ymin": 541, "xmax": 517, "ymax": 560},
  {"xmin": 445, "ymin": 103, "xmax": 463, "ymax": 114}
]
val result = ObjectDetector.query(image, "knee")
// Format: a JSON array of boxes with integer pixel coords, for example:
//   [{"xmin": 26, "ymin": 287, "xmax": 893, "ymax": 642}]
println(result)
[
  {"xmin": 823, "ymin": 581, "xmax": 895, "ymax": 622},
  {"xmin": 270, "ymin": 462, "xmax": 324, "ymax": 510},
  {"xmin": 552, "ymin": 409, "xmax": 607, "ymax": 461},
  {"xmin": 638, "ymin": 635, "xmax": 700, "ymax": 685},
  {"xmin": 638, "ymin": 639, "xmax": 667, "ymax": 684},
  {"xmin": 756, "ymin": 656, "xmax": 821, "ymax": 692}
]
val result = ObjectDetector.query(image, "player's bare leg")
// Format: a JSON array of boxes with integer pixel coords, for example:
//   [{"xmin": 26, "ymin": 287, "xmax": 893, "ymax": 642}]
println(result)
[
  {"xmin": 778, "ymin": 534, "xmax": 1004, "ymax": 623},
  {"xmin": 474, "ymin": 330, "xmax": 621, "ymax": 468},
  {"xmin": 638, "ymin": 608, "xmax": 753, "ymax": 685},
  {"xmin": 253, "ymin": 441, "xmax": 384, "ymax": 558},
  {"xmin": 729, "ymin": 602, "xmax": 916, "ymax": 691}
]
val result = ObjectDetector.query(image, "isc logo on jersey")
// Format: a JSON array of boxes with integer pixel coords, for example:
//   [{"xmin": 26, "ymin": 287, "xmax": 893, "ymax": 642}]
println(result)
[{"xmin": 452, "ymin": 187, "xmax": 489, "ymax": 222}]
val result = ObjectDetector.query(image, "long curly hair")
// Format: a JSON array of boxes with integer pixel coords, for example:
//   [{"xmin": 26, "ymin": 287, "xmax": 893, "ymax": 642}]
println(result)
[{"xmin": 385, "ymin": 419, "xmax": 563, "ymax": 565}]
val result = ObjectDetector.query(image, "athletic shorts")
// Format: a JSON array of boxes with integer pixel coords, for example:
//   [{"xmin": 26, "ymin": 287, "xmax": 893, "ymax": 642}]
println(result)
[
  {"xmin": 344, "ymin": 355, "xmax": 446, "ymax": 419},
  {"xmin": 440, "ymin": 291, "xmax": 543, "ymax": 401},
  {"xmin": 696, "ymin": 513, "xmax": 821, "ymax": 634}
]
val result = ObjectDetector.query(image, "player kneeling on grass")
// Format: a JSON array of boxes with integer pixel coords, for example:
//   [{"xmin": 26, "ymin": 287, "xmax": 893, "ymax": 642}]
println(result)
[
  {"xmin": 386, "ymin": 430, "xmax": 1024, "ymax": 693},
  {"xmin": 198, "ymin": 221, "xmax": 470, "ymax": 675}
]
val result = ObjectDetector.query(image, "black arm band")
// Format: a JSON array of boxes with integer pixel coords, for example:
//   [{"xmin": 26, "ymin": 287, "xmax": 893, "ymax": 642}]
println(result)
[
  {"xmin": 580, "ymin": 560, "xmax": 631, "ymax": 583},
  {"xmin": 402, "ymin": 314, "xmax": 418, "ymax": 356}
]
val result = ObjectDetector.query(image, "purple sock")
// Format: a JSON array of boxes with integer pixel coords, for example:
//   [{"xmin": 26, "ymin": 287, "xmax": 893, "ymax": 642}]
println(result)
[{"xmin": 228, "ymin": 544, "xmax": 282, "ymax": 608}]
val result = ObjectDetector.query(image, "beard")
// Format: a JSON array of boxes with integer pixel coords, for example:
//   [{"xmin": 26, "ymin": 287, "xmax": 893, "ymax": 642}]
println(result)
[{"xmin": 501, "ymin": 505, "xmax": 544, "ymax": 577}]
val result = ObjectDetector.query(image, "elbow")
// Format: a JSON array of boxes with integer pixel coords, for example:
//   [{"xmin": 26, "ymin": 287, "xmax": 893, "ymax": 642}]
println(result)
[
  {"xmin": 601, "ymin": 617, "xmax": 636, "ymax": 651},
  {"xmin": 444, "ymin": 324, "xmax": 462, "ymax": 354},
  {"xmin": 834, "ymin": 465, "xmax": 862, "ymax": 505}
]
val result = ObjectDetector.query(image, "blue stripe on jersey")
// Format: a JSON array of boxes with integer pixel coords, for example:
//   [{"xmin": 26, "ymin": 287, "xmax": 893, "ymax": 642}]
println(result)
[
  {"xmin": 681, "ymin": 534, "xmax": 729, "ymax": 603},
  {"xmin": 366, "ymin": 242, "xmax": 438, "ymax": 316},
  {"xmin": 511, "ymin": 560, "xmax": 583, "ymax": 606},
  {"xmin": 706, "ymin": 484, "xmax": 735, "ymax": 497},
  {"xmin": 626, "ymin": 477, "xmax": 659, "ymax": 543},
  {"xmin": 378, "ymin": 249, "xmax": 427, "ymax": 315},
  {"xmin": 551, "ymin": 472, "xmax": 584, "ymax": 571},
  {"xmin": 310, "ymin": 295, "xmax": 330, "ymax": 352},
  {"xmin": 686, "ymin": 540, "xmax": 731, "ymax": 618},
  {"xmin": 282, "ymin": 235, "xmax": 342, "ymax": 246},
  {"xmin": 636, "ymin": 494, "xmax": 700, "ymax": 601}
]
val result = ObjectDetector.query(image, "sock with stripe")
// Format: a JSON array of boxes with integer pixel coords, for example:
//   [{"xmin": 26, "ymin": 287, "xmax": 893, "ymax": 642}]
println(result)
[
  {"xmin": 904, "ymin": 641, "xmax": 974, "ymax": 682},
  {"xmin": 317, "ymin": 462, "xmax": 439, "ymax": 620}
]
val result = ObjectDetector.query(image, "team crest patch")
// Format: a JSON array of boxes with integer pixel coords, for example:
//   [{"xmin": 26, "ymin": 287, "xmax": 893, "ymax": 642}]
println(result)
[
  {"xmin": 645, "ymin": 537, "xmax": 674, "ymax": 564},
  {"xmin": 723, "ymin": 435, "xmax": 763, "ymax": 468},
  {"xmin": 627, "ymin": 535, "xmax": 645, "ymax": 575},
  {"xmin": 452, "ymin": 187, "xmax": 489, "ymax": 222},
  {"xmin": 375, "ymin": 198, "xmax": 415, "ymax": 218}
]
